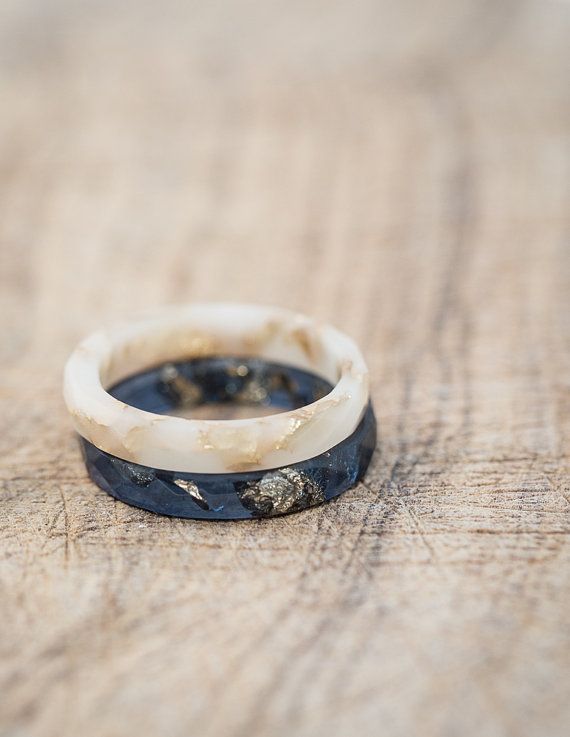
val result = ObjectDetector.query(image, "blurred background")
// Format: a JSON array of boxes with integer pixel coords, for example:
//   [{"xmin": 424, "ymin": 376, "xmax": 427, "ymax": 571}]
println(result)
[
  {"xmin": 1, "ymin": 0, "xmax": 567, "ymax": 359},
  {"xmin": 1, "ymin": 1, "xmax": 569, "ymax": 736}
]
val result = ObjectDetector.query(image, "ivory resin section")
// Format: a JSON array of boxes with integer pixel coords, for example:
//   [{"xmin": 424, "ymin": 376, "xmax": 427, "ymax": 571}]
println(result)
[{"xmin": 64, "ymin": 304, "xmax": 370, "ymax": 473}]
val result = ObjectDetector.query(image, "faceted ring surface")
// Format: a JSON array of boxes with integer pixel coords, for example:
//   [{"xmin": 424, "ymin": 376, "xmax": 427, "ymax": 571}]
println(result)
[{"xmin": 64, "ymin": 304, "xmax": 376, "ymax": 519}]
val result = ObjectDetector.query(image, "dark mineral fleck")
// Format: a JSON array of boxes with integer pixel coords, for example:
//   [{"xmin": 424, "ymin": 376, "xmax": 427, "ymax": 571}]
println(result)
[
  {"xmin": 237, "ymin": 467, "xmax": 324, "ymax": 517},
  {"xmin": 110, "ymin": 458, "xmax": 155, "ymax": 487},
  {"xmin": 173, "ymin": 478, "xmax": 211, "ymax": 510}
]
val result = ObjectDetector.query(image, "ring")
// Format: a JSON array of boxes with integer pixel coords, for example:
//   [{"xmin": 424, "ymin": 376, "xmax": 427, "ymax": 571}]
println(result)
[{"xmin": 64, "ymin": 304, "xmax": 376, "ymax": 519}]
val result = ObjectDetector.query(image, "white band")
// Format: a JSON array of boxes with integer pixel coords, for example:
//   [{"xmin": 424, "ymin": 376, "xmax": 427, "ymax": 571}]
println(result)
[{"xmin": 63, "ymin": 304, "xmax": 370, "ymax": 473}]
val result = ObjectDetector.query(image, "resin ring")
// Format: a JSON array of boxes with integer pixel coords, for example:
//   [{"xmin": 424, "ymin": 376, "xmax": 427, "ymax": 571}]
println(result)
[{"xmin": 64, "ymin": 304, "xmax": 376, "ymax": 519}]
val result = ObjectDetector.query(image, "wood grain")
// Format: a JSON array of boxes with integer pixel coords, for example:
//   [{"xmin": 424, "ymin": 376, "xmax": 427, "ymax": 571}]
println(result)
[{"xmin": 1, "ymin": 1, "xmax": 569, "ymax": 736}]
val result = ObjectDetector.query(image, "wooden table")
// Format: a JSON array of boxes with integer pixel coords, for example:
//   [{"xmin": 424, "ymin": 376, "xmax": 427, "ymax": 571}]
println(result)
[{"xmin": 1, "ymin": 2, "xmax": 569, "ymax": 735}]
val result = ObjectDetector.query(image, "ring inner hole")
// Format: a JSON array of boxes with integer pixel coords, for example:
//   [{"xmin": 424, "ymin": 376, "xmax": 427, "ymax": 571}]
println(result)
[{"xmin": 109, "ymin": 357, "xmax": 334, "ymax": 421}]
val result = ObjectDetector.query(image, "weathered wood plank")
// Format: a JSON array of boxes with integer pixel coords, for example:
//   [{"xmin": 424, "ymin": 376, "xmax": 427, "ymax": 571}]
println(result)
[{"xmin": 1, "ymin": 1, "xmax": 569, "ymax": 736}]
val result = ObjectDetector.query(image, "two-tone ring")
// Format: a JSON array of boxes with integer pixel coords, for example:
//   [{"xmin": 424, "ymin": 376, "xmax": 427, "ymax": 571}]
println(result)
[{"xmin": 63, "ymin": 304, "xmax": 376, "ymax": 519}]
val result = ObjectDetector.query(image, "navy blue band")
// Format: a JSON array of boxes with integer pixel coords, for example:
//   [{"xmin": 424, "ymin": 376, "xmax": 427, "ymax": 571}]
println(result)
[{"xmin": 80, "ymin": 357, "xmax": 376, "ymax": 519}]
